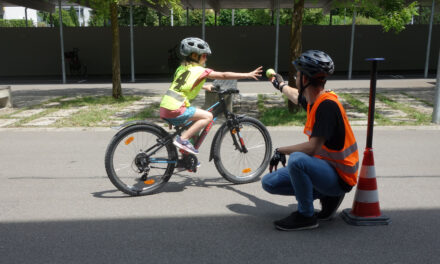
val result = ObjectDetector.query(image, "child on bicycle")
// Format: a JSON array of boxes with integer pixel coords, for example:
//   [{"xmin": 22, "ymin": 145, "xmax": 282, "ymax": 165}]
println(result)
[{"xmin": 160, "ymin": 37, "xmax": 262, "ymax": 155}]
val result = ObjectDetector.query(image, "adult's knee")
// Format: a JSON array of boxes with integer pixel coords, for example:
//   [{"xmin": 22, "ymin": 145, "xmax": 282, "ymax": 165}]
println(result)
[
  {"xmin": 261, "ymin": 174, "xmax": 277, "ymax": 194},
  {"xmin": 288, "ymin": 152, "xmax": 309, "ymax": 170}
]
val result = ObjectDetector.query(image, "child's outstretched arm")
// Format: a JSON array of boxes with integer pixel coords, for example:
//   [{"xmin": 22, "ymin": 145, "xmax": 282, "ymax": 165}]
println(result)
[{"xmin": 207, "ymin": 66, "xmax": 262, "ymax": 80}]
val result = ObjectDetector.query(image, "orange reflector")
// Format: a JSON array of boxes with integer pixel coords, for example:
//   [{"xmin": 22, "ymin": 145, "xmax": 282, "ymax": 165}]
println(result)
[
  {"xmin": 242, "ymin": 168, "xmax": 252, "ymax": 173},
  {"xmin": 144, "ymin": 179, "xmax": 155, "ymax": 185},
  {"xmin": 125, "ymin": 136, "xmax": 134, "ymax": 145},
  {"xmin": 231, "ymin": 129, "xmax": 236, "ymax": 134}
]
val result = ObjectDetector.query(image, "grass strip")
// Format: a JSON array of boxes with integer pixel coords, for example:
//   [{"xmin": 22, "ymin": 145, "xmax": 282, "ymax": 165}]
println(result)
[
  {"xmin": 127, "ymin": 103, "xmax": 160, "ymax": 121},
  {"xmin": 377, "ymin": 93, "xmax": 432, "ymax": 125},
  {"xmin": 258, "ymin": 94, "xmax": 307, "ymax": 126},
  {"xmin": 56, "ymin": 95, "xmax": 142, "ymax": 127},
  {"xmin": 401, "ymin": 92, "xmax": 434, "ymax": 107},
  {"xmin": 339, "ymin": 93, "xmax": 392, "ymax": 125}
]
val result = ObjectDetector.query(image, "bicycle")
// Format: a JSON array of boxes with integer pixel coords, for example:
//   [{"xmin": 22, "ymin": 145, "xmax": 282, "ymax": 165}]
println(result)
[
  {"xmin": 104, "ymin": 87, "xmax": 272, "ymax": 196},
  {"xmin": 64, "ymin": 48, "xmax": 87, "ymax": 77}
]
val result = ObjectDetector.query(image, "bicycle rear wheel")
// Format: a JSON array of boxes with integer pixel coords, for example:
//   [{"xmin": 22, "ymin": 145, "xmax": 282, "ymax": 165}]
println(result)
[
  {"xmin": 213, "ymin": 117, "xmax": 272, "ymax": 183},
  {"xmin": 105, "ymin": 124, "xmax": 177, "ymax": 196}
]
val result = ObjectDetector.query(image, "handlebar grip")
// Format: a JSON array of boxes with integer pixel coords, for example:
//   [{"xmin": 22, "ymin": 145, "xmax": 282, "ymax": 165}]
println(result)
[{"xmin": 211, "ymin": 85, "xmax": 221, "ymax": 92}]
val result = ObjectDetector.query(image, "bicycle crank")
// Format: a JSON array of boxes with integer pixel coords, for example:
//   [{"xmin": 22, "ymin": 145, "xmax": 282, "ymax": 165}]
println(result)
[{"xmin": 177, "ymin": 153, "xmax": 198, "ymax": 173}]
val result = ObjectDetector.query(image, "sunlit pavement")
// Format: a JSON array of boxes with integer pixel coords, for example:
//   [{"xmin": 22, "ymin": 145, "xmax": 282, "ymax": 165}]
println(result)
[{"xmin": 0, "ymin": 127, "xmax": 439, "ymax": 263}]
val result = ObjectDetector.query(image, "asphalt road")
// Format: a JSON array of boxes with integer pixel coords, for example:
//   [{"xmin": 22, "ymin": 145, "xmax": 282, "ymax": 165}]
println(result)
[{"xmin": 1, "ymin": 127, "xmax": 439, "ymax": 264}]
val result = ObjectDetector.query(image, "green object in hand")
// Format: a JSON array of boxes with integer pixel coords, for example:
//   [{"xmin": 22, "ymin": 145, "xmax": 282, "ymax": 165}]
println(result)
[{"xmin": 266, "ymin": 68, "xmax": 276, "ymax": 78}]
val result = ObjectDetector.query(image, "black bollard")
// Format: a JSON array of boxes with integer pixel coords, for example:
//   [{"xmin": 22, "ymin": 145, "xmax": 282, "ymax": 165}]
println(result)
[
  {"xmin": 340, "ymin": 58, "xmax": 390, "ymax": 226},
  {"xmin": 365, "ymin": 58, "xmax": 384, "ymax": 149}
]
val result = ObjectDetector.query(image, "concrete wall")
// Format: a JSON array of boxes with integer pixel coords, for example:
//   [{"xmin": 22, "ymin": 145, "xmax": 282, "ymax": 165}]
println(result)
[{"xmin": 1, "ymin": 25, "xmax": 439, "ymax": 77}]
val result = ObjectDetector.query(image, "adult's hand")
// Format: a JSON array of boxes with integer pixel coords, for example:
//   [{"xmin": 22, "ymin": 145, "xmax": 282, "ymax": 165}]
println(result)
[
  {"xmin": 270, "ymin": 73, "xmax": 286, "ymax": 92},
  {"xmin": 269, "ymin": 148, "xmax": 286, "ymax": 173}
]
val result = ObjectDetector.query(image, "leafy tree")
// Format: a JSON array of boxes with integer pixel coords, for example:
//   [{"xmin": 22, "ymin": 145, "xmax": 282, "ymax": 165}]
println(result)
[
  {"xmin": 285, "ymin": 0, "xmax": 420, "ymax": 113},
  {"xmin": 303, "ymin": 8, "xmax": 325, "ymax": 25},
  {"xmin": 39, "ymin": 8, "xmax": 77, "ymax": 27},
  {"xmin": 68, "ymin": 6, "xmax": 80, "ymax": 27},
  {"xmin": 415, "ymin": 5, "xmax": 440, "ymax": 24},
  {"xmin": 334, "ymin": 0, "xmax": 419, "ymax": 33},
  {"xmin": 287, "ymin": 0, "xmax": 305, "ymax": 113},
  {"xmin": 0, "ymin": 19, "xmax": 34, "ymax": 27},
  {"xmin": 77, "ymin": 0, "xmax": 179, "ymax": 99},
  {"xmin": 118, "ymin": 5, "xmax": 159, "ymax": 26}
]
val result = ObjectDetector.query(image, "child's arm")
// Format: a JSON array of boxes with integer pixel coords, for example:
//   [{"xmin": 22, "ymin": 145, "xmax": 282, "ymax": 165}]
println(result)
[{"xmin": 207, "ymin": 66, "xmax": 262, "ymax": 80}]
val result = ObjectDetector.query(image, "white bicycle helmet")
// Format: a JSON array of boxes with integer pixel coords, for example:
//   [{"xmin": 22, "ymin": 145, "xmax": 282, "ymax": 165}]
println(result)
[{"xmin": 180, "ymin": 37, "xmax": 212, "ymax": 57}]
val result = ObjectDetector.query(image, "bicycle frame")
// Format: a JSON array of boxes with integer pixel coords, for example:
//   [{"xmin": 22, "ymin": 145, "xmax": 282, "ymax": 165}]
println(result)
[{"xmin": 145, "ymin": 89, "xmax": 247, "ymax": 165}]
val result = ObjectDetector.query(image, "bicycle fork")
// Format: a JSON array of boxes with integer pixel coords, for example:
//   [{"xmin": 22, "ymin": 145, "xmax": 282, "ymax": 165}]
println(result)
[{"xmin": 228, "ymin": 118, "xmax": 248, "ymax": 153}]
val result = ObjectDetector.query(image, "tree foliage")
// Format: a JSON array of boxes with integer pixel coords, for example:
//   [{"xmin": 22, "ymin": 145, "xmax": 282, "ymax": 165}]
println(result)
[
  {"xmin": 0, "ymin": 19, "xmax": 34, "ymax": 27},
  {"xmin": 334, "ymin": 0, "xmax": 420, "ymax": 33},
  {"xmin": 39, "ymin": 8, "xmax": 78, "ymax": 27}
]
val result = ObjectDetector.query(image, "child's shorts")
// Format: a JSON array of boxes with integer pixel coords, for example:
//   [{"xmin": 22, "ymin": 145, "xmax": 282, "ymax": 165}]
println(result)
[{"xmin": 163, "ymin": 106, "xmax": 196, "ymax": 126}]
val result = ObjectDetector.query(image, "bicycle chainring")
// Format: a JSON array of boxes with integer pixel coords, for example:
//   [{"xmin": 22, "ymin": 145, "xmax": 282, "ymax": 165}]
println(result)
[{"xmin": 181, "ymin": 154, "xmax": 198, "ymax": 172}]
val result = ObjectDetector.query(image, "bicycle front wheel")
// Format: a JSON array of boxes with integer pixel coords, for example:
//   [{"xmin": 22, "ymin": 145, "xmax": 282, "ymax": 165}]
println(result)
[
  {"xmin": 213, "ymin": 117, "xmax": 272, "ymax": 184},
  {"xmin": 105, "ymin": 124, "xmax": 177, "ymax": 196}
]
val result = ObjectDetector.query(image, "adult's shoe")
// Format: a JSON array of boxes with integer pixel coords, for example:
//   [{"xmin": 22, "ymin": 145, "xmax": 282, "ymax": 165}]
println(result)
[
  {"xmin": 317, "ymin": 194, "xmax": 345, "ymax": 221},
  {"xmin": 274, "ymin": 211, "xmax": 319, "ymax": 231}
]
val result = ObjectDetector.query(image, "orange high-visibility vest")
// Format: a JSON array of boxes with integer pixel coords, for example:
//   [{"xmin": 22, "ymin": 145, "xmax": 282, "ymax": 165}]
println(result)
[{"xmin": 304, "ymin": 91, "xmax": 359, "ymax": 186}]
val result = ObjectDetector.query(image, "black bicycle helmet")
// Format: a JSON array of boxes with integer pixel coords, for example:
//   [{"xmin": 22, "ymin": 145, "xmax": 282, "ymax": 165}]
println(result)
[
  {"xmin": 293, "ymin": 50, "xmax": 334, "ymax": 78},
  {"xmin": 180, "ymin": 37, "xmax": 212, "ymax": 57}
]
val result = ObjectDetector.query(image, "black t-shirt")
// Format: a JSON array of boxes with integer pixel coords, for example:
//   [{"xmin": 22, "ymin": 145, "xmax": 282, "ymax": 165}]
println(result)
[
  {"xmin": 302, "ymin": 96, "xmax": 352, "ymax": 192},
  {"xmin": 310, "ymin": 100, "xmax": 345, "ymax": 151}
]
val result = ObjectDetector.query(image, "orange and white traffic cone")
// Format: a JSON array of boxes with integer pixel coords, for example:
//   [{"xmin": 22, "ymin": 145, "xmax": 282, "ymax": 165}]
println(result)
[{"xmin": 341, "ymin": 148, "xmax": 391, "ymax": 225}]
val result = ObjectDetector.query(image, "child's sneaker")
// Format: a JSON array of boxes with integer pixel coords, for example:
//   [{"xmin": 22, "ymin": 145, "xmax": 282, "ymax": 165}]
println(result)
[{"xmin": 173, "ymin": 136, "xmax": 199, "ymax": 155}]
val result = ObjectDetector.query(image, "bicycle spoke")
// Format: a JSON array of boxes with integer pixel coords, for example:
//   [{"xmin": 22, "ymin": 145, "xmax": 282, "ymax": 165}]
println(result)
[
  {"xmin": 105, "ymin": 124, "xmax": 177, "ymax": 196},
  {"xmin": 214, "ymin": 118, "xmax": 271, "ymax": 183}
]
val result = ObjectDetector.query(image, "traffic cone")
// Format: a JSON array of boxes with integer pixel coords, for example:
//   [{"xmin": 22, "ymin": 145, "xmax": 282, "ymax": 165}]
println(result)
[{"xmin": 341, "ymin": 148, "xmax": 391, "ymax": 225}]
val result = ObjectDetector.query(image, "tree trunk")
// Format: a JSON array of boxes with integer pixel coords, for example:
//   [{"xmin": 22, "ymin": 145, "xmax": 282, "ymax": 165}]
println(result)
[
  {"xmin": 110, "ymin": 2, "xmax": 122, "ymax": 99},
  {"xmin": 288, "ymin": 0, "xmax": 305, "ymax": 113}
]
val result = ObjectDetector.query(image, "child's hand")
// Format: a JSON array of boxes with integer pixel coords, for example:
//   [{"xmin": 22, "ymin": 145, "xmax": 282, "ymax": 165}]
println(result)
[
  {"xmin": 203, "ymin": 84, "xmax": 214, "ymax": 92},
  {"xmin": 248, "ymin": 66, "xmax": 263, "ymax": 80}
]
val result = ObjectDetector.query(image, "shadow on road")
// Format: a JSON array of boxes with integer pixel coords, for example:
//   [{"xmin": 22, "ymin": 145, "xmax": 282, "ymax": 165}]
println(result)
[
  {"xmin": 1, "ymin": 208, "xmax": 439, "ymax": 263},
  {"xmin": 216, "ymin": 184, "xmax": 296, "ymax": 220},
  {"xmin": 92, "ymin": 174, "xmax": 233, "ymax": 199}
]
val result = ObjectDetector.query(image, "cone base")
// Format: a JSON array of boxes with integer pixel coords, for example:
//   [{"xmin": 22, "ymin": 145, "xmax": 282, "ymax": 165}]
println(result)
[{"xmin": 340, "ymin": 209, "xmax": 391, "ymax": 226}]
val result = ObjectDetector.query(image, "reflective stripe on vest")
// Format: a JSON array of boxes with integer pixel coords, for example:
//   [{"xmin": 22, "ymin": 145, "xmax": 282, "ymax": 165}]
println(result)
[
  {"xmin": 165, "ymin": 89, "xmax": 186, "ymax": 102},
  {"xmin": 303, "ymin": 91, "xmax": 359, "ymax": 186},
  {"xmin": 317, "ymin": 142, "xmax": 358, "ymax": 161},
  {"xmin": 323, "ymin": 159, "xmax": 359, "ymax": 175},
  {"xmin": 160, "ymin": 64, "xmax": 206, "ymax": 110}
]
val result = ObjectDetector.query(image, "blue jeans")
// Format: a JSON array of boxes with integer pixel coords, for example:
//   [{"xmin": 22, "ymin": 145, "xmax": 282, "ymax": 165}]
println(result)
[{"xmin": 261, "ymin": 152, "xmax": 345, "ymax": 217}]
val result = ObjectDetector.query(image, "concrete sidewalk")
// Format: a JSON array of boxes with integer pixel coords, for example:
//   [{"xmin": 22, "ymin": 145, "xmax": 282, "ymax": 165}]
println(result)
[
  {"xmin": 0, "ymin": 78, "xmax": 438, "ymax": 128},
  {"xmin": 5, "ymin": 78, "xmax": 437, "ymax": 106}
]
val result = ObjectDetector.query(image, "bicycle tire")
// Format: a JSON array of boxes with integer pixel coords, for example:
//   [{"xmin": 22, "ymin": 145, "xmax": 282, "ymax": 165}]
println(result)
[
  {"xmin": 213, "ymin": 117, "xmax": 272, "ymax": 184},
  {"xmin": 105, "ymin": 124, "xmax": 177, "ymax": 196}
]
